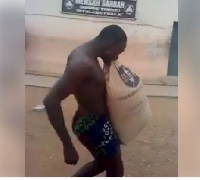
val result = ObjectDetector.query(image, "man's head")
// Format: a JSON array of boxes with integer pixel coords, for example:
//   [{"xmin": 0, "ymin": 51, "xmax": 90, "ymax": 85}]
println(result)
[{"xmin": 97, "ymin": 25, "xmax": 127, "ymax": 64}]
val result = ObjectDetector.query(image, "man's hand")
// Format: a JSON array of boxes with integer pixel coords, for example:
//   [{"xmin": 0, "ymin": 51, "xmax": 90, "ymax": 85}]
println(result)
[{"xmin": 63, "ymin": 145, "xmax": 79, "ymax": 165}]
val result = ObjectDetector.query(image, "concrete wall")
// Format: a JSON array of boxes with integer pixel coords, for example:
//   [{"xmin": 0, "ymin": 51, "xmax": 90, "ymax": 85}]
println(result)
[{"xmin": 25, "ymin": 0, "xmax": 178, "ymax": 80}]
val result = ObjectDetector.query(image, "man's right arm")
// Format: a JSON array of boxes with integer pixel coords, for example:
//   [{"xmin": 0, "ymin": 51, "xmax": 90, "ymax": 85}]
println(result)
[
  {"xmin": 43, "ymin": 73, "xmax": 73, "ymax": 146},
  {"xmin": 43, "ymin": 72, "xmax": 79, "ymax": 164}
]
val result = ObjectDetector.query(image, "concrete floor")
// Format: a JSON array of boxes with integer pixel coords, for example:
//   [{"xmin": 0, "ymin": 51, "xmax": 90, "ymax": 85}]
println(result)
[{"xmin": 25, "ymin": 86, "xmax": 178, "ymax": 177}]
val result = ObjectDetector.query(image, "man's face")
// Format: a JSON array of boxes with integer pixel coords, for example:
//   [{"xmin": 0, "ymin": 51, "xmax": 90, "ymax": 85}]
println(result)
[{"xmin": 101, "ymin": 41, "xmax": 127, "ymax": 65}]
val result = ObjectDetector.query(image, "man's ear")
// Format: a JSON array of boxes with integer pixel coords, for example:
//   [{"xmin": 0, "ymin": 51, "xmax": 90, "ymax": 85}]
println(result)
[
  {"xmin": 105, "ymin": 40, "xmax": 115, "ymax": 48},
  {"xmin": 108, "ymin": 39, "xmax": 115, "ymax": 45}
]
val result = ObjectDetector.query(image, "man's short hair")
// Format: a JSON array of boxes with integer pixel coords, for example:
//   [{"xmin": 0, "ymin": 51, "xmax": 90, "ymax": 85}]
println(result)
[{"xmin": 98, "ymin": 25, "xmax": 127, "ymax": 44}]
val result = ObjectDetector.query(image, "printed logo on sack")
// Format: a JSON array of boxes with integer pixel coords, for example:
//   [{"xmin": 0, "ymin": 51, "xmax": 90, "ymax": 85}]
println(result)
[{"xmin": 118, "ymin": 65, "xmax": 140, "ymax": 87}]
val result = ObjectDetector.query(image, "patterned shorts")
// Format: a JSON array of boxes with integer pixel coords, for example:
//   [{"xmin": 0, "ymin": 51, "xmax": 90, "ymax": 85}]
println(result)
[{"xmin": 73, "ymin": 114, "xmax": 120, "ymax": 157}]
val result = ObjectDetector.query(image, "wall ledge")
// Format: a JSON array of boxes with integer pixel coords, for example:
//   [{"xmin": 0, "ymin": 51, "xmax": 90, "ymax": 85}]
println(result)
[
  {"xmin": 25, "ymin": 74, "xmax": 178, "ymax": 98},
  {"xmin": 25, "ymin": 71, "xmax": 178, "ymax": 86}
]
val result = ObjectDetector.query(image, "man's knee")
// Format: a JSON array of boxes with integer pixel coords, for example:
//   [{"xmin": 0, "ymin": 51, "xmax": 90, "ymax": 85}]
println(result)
[
  {"xmin": 93, "ymin": 159, "xmax": 106, "ymax": 173},
  {"xmin": 116, "ymin": 163, "xmax": 124, "ymax": 177},
  {"xmin": 100, "ymin": 153, "xmax": 124, "ymax": 177},
  {"xmin": 107, "ymin": 160, "xmax": 124, "ymax": 177}
]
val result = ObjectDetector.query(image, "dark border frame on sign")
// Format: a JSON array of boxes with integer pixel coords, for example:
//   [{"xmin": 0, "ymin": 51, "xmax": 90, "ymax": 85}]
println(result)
[
  {"xmin": 61, "ymin": 11, "xmax": 137, "ymax": 21},
  {"xmin": 61, "ymin": 0, "xmax": 137, "ymax": 21}
]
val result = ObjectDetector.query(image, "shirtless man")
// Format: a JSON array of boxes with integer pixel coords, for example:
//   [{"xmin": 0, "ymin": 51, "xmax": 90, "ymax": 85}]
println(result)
[{"xmin": 43, "ymin": 25, "xmax": 127, "ymax": 177}]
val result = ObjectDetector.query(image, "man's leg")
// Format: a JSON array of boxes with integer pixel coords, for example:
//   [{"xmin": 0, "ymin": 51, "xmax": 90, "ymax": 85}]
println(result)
[
  {"xmin": 72, "ymin": 151, "xmax": 123, "ymax": 177},
  {"xmin": 72, "ymin": 114, "xmax": 123, "ymax": 177},
  {"xmin": 72, "ymin": 160, "xmax": 105, "ymax": 177},
  {"xmin": 102, "ymin": 151, "xmax": 124, "ymax": 177}
]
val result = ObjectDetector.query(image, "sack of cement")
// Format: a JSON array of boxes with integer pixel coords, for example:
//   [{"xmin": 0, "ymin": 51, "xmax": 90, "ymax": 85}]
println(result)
[{"xmin": 104, "ymin": 61, "xmax": 152, "ymax": 145}]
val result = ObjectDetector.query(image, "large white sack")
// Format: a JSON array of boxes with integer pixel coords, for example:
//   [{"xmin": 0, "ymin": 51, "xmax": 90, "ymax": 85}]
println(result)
[{"xmin": 104, "ymin": 61, "xmax": 152, "ymax": 145}]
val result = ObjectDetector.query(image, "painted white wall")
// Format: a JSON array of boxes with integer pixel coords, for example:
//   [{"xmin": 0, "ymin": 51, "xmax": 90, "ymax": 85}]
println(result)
[
  {"xmin": 25, "ymin": 0, "xmax": 178, "ymax": 27},
  {"xmin": 25, "ymin": 0, "xmax": 178, "ymax": 80}
]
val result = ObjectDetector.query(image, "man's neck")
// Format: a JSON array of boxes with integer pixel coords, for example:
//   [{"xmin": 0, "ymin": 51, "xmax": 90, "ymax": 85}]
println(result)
[{"xmin": 86, "ymin": 38, "xmax": 104, "ymax": 59}]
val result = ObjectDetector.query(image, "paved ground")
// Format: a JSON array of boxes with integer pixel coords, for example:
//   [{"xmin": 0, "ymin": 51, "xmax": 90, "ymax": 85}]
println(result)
[{"xmin": 25, "ymin": 86, "xmax": 178, "ymax": 177}]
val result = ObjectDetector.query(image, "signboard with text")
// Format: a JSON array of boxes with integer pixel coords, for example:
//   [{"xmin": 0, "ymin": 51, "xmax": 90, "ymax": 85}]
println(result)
[{"xmin": 62, "ymin": 0, "xmax": 137, "ymax": 19}]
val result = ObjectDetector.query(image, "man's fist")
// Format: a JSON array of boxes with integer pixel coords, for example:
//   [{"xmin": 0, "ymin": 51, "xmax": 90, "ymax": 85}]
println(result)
[{"xmin": 63, "ymin": 145, "xmax": 79, "ymax": 165}]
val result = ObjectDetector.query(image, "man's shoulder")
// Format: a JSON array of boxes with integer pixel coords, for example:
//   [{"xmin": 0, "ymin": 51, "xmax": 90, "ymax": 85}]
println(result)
[
  {"xmin": 65, "ymin": 56, "xmax": 94, "ymax": 82},
  {"xmin": 68, "ymin": 49, "xmax": 94, "ymax": 70}
]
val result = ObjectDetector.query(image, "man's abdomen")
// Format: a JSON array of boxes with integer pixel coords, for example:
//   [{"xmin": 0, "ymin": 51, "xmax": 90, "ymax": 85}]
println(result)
[{"xmin": 74, "ymin": 91, "xmax": 108, "ymax": 116}]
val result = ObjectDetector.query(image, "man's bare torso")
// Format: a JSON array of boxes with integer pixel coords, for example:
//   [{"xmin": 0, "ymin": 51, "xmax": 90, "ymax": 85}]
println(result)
[{"xmin": 65, "ymin": 45, "xmax": 108, "ymax": 117}]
